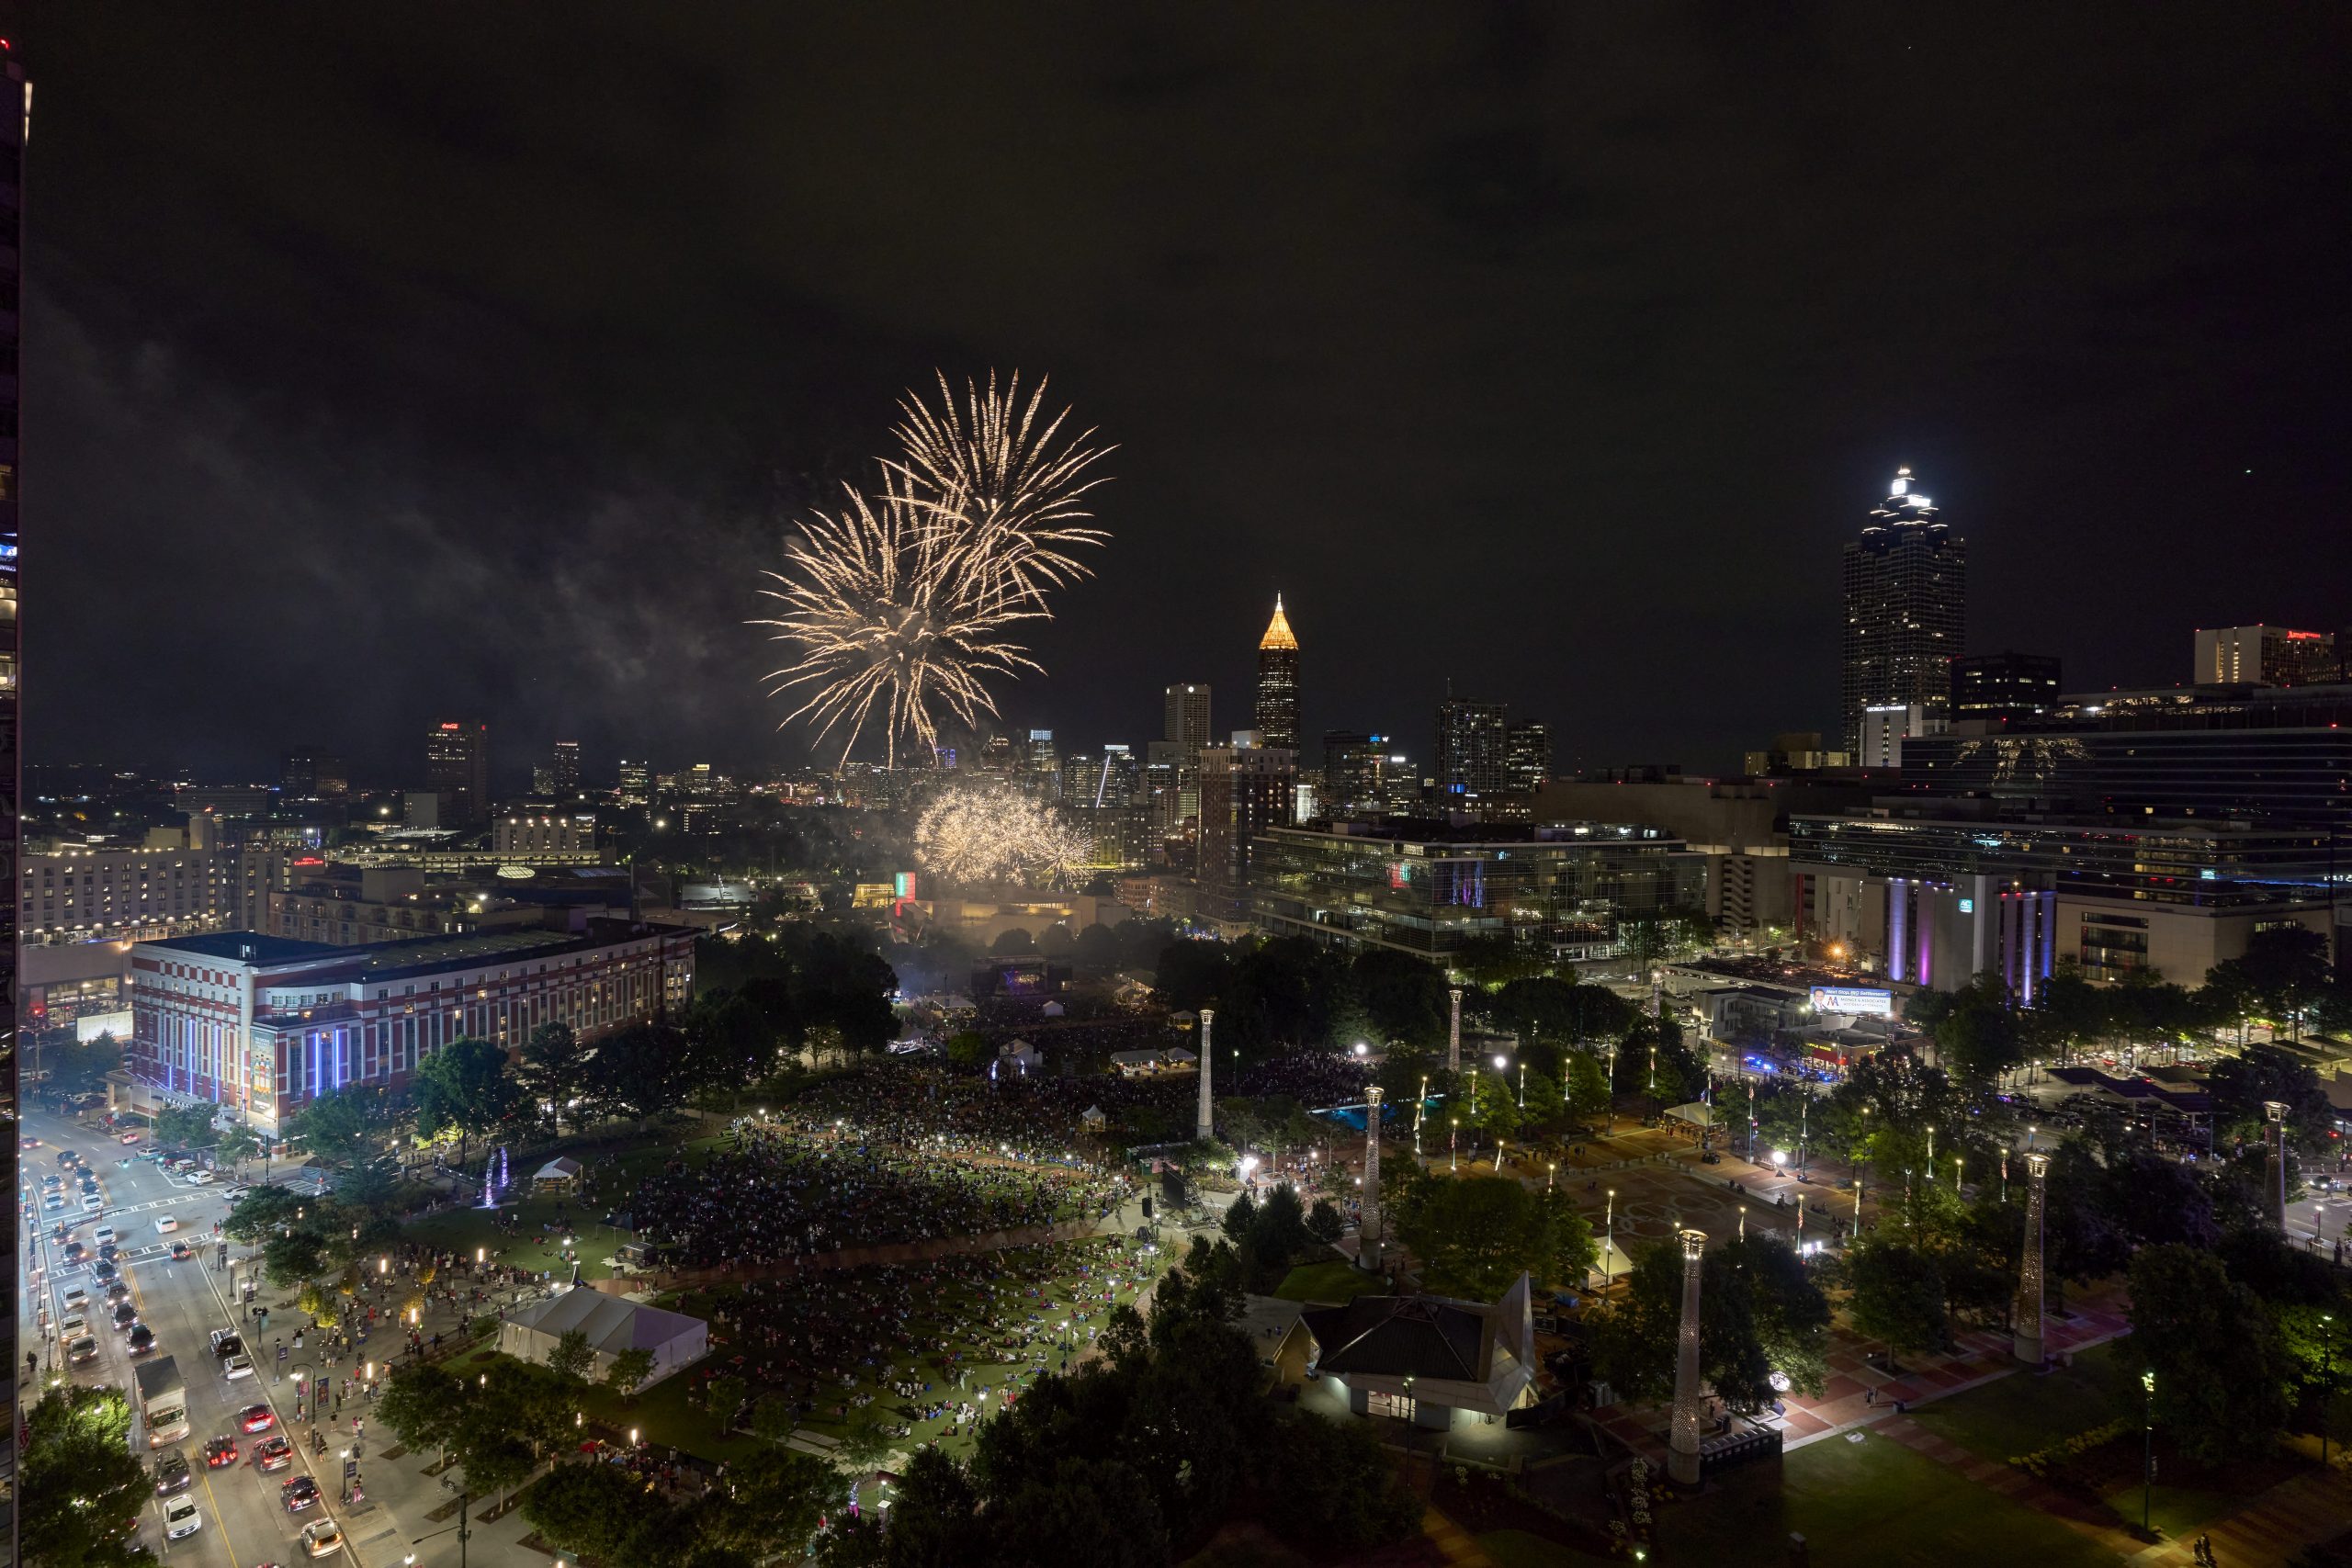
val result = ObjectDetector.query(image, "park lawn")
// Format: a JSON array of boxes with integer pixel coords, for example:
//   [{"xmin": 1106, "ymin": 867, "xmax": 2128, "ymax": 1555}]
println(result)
[
  {"xmin": 1476, "ymin": 1529, "xmax": 1616, "ymax": 1568},
  {"xmin": 577, "ymin": 1360, "xmax": 763, "ymax": 1462},
  {"xmin": 2097, "ymin": 1479, "xmax": 2241, "ymax": 1541},
  {"xmin": 1909, "ymin": 1341, "xmax": 2136, "ymax": 1463},
  {"xmin": 401, "ymin": 1129, "xmax": 731, "ymax": 1278},
  {"xmin": 1657, "ymin": 1430, "xmax": 2127, "ymax": 1568},
  {"xmin": 1274, "ymin": 1260, "xmax": 1384, "ymax": 1304}
]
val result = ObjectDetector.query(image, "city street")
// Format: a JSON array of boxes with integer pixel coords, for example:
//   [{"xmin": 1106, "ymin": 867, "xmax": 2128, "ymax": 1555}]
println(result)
[{"xmin": 19, "ymin": 1102, "xmax": 390, "ymax": 1567}]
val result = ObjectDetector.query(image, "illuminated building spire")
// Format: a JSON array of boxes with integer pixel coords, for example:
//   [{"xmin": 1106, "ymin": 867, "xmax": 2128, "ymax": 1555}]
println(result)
[{"xmin": 1260, "ymin": 592, "xmax": 1298, "ymax": 651}]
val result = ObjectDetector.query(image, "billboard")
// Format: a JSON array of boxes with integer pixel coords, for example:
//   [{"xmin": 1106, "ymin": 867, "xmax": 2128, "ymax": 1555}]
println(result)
[{"xmin": 1808, "ymin": 985, "xmax": 1894, "ymax": 1017}]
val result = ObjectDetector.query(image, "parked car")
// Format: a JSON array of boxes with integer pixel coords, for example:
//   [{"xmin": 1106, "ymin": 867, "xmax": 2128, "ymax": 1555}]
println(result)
[
  {"xmin": 120, "ymin": 1133, "xmax": 141, "ymax": 1145},
  {"xmin": 281, "ymin": 1475, "xmax": 322, "ymax": 1513},
  {"xmin": 300, "ymin": 1517, "xmax": 345, "ymax": 1557},
  {"xmin": 187, "ymin": 1169, "xmax": 217, "ymax": 1186},
  {"xmin": 222, "ymin": 1352, "xmax": 254, "ymax": 1381},
  {"xmin": 235, "ymin": 1404, "xmax": 277, "ymax": 1434}
]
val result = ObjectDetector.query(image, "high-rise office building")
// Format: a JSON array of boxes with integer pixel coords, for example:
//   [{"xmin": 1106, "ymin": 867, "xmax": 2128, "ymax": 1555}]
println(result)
[
  {"xmin": 1163, "ymin": 682, "xmax": 1211, "ymax": 759},
  {"xmin": 278, "ymin": 749, "xmax": 350, "ymax": 800},
  {"xmin": 1505, "ymin": 723, "xmax": 1551, "ymax": 794},
  {"xmin": 2193, "ymin": 625, "xmax": 2335, "ymax": 688},
  {"xmin": 1022, "ymin": 729, "xmax": 1059, "ymax": 799},
  {"xmin": 1322, "ymin": 730, "xmax": 1388, "ymax": 816},
  {"xmin": 1255, "ymin": 596, "xmax": 1300, "ymax": 750},
  {"xmin": 1841, "ymin": 467, "xmax": 1966, "ymax": 756},
  {"xmin": 616, "ymin": 759, "xmax": 651, "ymax": 806},
  {"xmin": 1434, "ymin": 696, "xmax": 1510, "ymax": 799},
  {"xmin": 548, "ymin": 740, "xmax": 582, "ymax": 793},
  {"xmin": 424, "ymin": 721, "xmax": 491, "ymax": 825},
  {"xmin": 1196, "ymin": 744, "xmax": 1296, "ymax": 919},
  {"xmin": 1951, "ymin": 651, "xmax": 2063, "ymax": 726},
  {"xmin": 0, "ymin": 44, "xmax": 23, "ymax": 1128}
]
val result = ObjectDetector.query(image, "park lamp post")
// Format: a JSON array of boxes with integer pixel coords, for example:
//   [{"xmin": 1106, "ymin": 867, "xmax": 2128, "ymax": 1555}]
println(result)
[
  {"xmin": 2000, "ymin": 1147, "xmax": 2009, "ymax": 1204},
  {"xmin": 1602, "ymin": 1189, "xmax": 1616, "ymax": 1288},
  {"xmin": 1548, "ymin": 1160, "xmax": 1556, "ymax": 1192},
  {"xmin": 1451, "ymin": 1118, "xmax": 1459, "ymax": 1174},
  {"xmin": 2141, "ymin": 1371, "xmax": 2156, "ymax": 1532},
  {"xmin": 2321, "ymin": 1313, "xmax": 2338, "ymax": 1468}
]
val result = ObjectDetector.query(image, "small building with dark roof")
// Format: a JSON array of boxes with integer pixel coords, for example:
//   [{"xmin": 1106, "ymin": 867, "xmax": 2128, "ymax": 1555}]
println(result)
[{"xmin": 1299, "ymin": 1273, "xmax": 1536, "ymax": 1430}]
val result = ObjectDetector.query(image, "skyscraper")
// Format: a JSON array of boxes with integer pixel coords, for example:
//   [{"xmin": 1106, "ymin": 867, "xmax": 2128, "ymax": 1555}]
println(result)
[
  {"xmin": 1196, "ymin": 744, "xmax": 1296, "ymax": 922},
  {"xmin": 548, "ymin": 739, "xmax": 582, "ymax": 793},
  {"xmin": 1841, "ymin": 467, "xmax": 1966, "ymax": 755},
  {"xmin": 1434, "ymin": 696, "xmax": 1510, "ymax": 799},
  {"xmin": 0, "ymin": 42, "xmax": 24, "ymax": 1139},
  {"xmin": 1505, "ymin": 723, "xmax": 1551, "ymax": 794},
  {"xmin": 1163, "ymin": 682, "xmax": 1211, "ymax": 761},
  {"xmin": 424, "ymin": 721, "xmax": 491, "ymax": 826},
  {"xmin": 278, "ymin": 749, "xmax": 350, "ymax": 799},
  {"xmin": 1255, "ymin": 596, "xmax": 1300, "ymax": 750}
]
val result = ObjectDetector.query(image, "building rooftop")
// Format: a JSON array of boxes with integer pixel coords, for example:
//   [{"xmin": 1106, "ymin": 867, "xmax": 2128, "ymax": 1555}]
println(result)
[
  {"xmin": 141, "ymin": 932, "xmax": 340, "ymax": 964},
  {"xmin": 1301, "ymin": 1293, "xmax": 1488, "ymax": 1382}
]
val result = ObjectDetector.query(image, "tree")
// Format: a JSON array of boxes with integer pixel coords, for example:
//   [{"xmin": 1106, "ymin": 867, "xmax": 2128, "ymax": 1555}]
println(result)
[
  {"xmin": 2130, "ymin": 1244, "xmax": 2294, "ymax": 1462},
  {"xmin": 1847, "ymin": 1240, "xmax": 1949, "ymax": 1356},
  {"xmin": 700, "ymin": 1445, "xmax": 837, "ymax": 1561},
  {"xmin": 522, "ymin": 1461, "xmax": 647, "ymax": 1562},
  {"xmin": 1351, "ymin": 947, "xmax": 1449, "ymax": 1046},
  {"xmin": 2209, "ymin": 1043, "xmax": 2334, "ymax": 1147},
  {"xmin": 1933, "ymin": 974, "xmax": 2026, "ymax": 1084},
  {"xmin": 705, "ymin": 1373, "xmax": 748, "ymax": 1431},
  {"xmin": 989, "ymin": 927, "xmax": 1036, "ymax": 955},
  {"xmin": 223, "ymin": 1183, "xmax": 307, "ymax": 1244},
  {"xmin": 606, "ymin": 1346, "xmax": 657, "ymax": 1401},
  {"xmin": 1306, "ymin": 1198, "xmax": 1344, "ymax": 1245},
  {"xmin": 1257, "ymin": 1409, "xmax": 1422, "ymax": 1555},
  {"xmin": 836, "ymin": 1416, "xmax": 894, "ymax": 1469},
  {"xmin": 20, "ymin": 1384, "xmax": 153, "ymax": 1568},
  {"xmin": 545, "ymin": 1328, "xmax": 595, "ymax": 1388},
  {"xmin": 944, "ymin": 1030, "xmax": 989, "ymax": 1069},
  {"xmin": 1590, "ymin": 1235, "xmax": 1828, "ymax": 1411},
  {"xmin": 1453, "ymin": 933, "xmax": 1547, "ymax": 988},
  {"xmin": 216, "ymin": 1122, "xmax": 263, "ymax": 1167},
  {"xmin": 749, "ymin": 1394, "xmax": 797, "ymax": 1444},
  {"xmin": 288, "ymin": 1086, "xmax": 391, "ymax": 1168},
  {"xmin": 587, "ymin": 1021, "xmax": 692, "ymax": 1128},
  {"xmin": 154, "ymin": 1102, "xmax": 217, "ymax": 1148},
  {"xmin": 1392, "ymin": 1174, "xmax": 1591, "ymax": 1299},
  {"xmin": 263, "ymin": 1226, "xmax": 332, "ymax": 1288},
  {"xmin": 517, "ymin": 1021, "xmax": 589, "ymax": 1136},
  {"xmin": 413, "ymin": 1035, "xmax": 525, "ymax": 1168},
  {"xmin": 1219, "ymin": 1191, "xmax": 1258, "ymax": 1247},
  {"xmin": 40, "ymin": 1034, "xmax": 123, "ymax": 1100},
  {"xmin": 2227, "ymin": 923, "xmax": 2334, "ymax": 1042},
  {"xmin": 1562, "ymin": 1050, "xmax": 1612, "ymax": 1125}
]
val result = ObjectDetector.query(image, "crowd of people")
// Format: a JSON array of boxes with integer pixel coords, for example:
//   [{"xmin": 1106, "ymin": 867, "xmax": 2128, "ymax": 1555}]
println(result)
[
  {"xmin": 607, "ymin": 1112, "xmax": 1135, "ymax": 1271},
  {"xmin": 1227, "ymin": 1052, "xmax": 1374, "ymax": 1106},
  {"xmin": 677, "ymin": 1235, "xmax": 1170, "ymax": 1449},
  {"xmin": 787, "ymin": 1062, "xmax": 1184, "ymax": 1160}
]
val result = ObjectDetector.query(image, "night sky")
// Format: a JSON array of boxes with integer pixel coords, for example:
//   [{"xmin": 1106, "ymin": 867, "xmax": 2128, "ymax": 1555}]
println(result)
[{"xmin": 18, "ymin": 5, "xmax": 2352, "ymax": 785}]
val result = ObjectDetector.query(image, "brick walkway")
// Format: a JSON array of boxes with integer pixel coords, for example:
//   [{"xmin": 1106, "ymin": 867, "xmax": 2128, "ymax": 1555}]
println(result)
[{"xmin": 1420, "ymin": 1506, "xmax": 1498, "ymax": 1567}]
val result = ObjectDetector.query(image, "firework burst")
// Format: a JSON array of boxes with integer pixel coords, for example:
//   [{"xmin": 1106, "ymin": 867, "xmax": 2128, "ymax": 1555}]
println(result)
[
  {"xmin": 758, "ymin": 372, "xmax": 1112, "ymax": 767},
  {"xmin": 915, "ymin": 784, "xmax": 1094, "ymax": 889}
]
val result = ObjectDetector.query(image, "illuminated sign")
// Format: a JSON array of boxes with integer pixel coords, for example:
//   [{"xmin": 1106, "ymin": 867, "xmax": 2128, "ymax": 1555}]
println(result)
[
  {"xmin": 1957, "ymin": 897, "xmax": 1973, "ymax": 913},
  {"xmin": 1809, "ymin": 986, "xmax": 1894, "ymax": 1017},
  {"xmin": 895, "ymin": 872, "xmax": 916, "ymax": 899}
]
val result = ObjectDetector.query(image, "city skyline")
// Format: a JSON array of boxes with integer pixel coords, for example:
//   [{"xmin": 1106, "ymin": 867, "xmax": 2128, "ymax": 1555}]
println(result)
[{"xmin": 17, "ymin": 8, "xmax": 2352, "ymax": 780}]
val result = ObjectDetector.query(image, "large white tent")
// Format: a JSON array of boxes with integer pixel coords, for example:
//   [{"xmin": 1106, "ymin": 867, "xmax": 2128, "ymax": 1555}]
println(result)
[{"xmin": 499, "ymin": 1289, "xmax": 708, "ymax": 1389}]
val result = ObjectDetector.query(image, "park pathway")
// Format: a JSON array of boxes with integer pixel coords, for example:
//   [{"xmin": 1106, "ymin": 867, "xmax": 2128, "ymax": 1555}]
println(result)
[
  {"xmin": 1872, "ymin": 1415, "xmax": 2188, "ymax": 1564},
  {"xmin": 1419, "ymin": 1506, "xmax": 1499, "ymax": 1568}
]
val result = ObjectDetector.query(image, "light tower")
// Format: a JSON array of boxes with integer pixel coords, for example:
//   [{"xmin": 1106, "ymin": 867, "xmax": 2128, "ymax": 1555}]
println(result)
[
  {"xmin": 1668, "ymin": 1229, "xmax": 1708, "ymax": 1485},
  {"xmin": 1449, "ymin": 987, "xmax": 1463, "ymax": 1074},
  {"xmin": 1195, "ymin": 1009, "xmax": 1216, "ymax": 1143},
  {"xmin": 1362, "ymin": 1086, "xmax": 1384, "ymax": 1262},
  {"xmin": 2014, "ymin": 1151, "xmax": 2050, "ymax": 1366},
  {"xmin": 2266, "ymin": 1100, "xmax": 2290, "ymax": 1225}
]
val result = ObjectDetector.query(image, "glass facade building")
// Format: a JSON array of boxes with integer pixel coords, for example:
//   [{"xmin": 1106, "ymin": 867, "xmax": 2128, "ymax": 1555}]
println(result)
[
  {"xmin": 1251, "ymin": 820, "xmax": 1705, "ymax": 961},
  {"xmin": 1842, "ymin": 468, "xmax": 1965, "ymax": 755}
]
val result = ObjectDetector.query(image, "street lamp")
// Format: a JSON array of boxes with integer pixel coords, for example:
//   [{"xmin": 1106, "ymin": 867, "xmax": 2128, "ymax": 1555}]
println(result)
[
  {"xmin": 2320, "ymin": 1313, "xmax": 2338, "ymax": 1468},
  {"xmin": 2141, "ymin": 1371, "xmax": 2156, "ymax": 1533},
  {"xmin": 1547, "ymin": 1161, "xmax": 1556, "ymax": 1192},
  {"xmin": 1450, "ymin": 1118, "xmax": 1458, "ymax": 1174}
]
